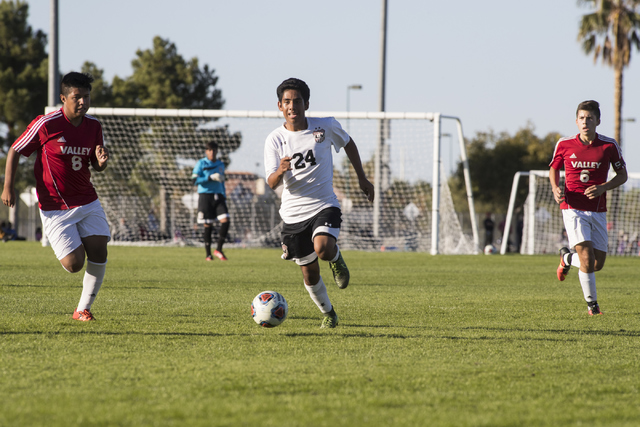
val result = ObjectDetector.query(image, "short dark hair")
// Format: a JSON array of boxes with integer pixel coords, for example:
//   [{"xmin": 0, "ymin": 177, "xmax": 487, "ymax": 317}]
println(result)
[
  {"xmin": 60, "ymin": 72, "xmax": 94, "ymax": 96},
  {"xmin": 276, "ymin": 78, "xmax": 310, "ymax": 103},
  {"xmin": 206, "ymin": 141, "xmax": 218, "ymax": 151},
  {"xmin": 576, "ymin": 100, "xmax": 600, "ymax": 121}
]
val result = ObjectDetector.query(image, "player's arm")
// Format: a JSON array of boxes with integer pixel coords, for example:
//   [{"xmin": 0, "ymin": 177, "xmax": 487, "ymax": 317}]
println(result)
[
  {"xmin": 585, "ymin": 167, "xmax": 628, "ymax": 200},
  {"xmin": 549, "ymin": 166, "xmax": 564, "ymax": 204},
  {"xmin": 344, "ymin": 138, "xmax": 374, "ymax": 202},
  {"xmin": 191, "ymin": 162, "xmax": 208, "ymax": 185},
  {"xmin": 92, "ymin": 145, "xmax": 109, "ymax": 172},
  {"xmin": 267, "ymin": 156, "xmax": 292, "ymax": 190},
  {"xmin": 1, "ymin": 147, "xmax": 20, "ymax": 208}
]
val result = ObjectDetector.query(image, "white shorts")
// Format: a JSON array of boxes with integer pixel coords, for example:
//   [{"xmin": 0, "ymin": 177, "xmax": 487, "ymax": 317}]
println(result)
[
  {"xmin": 40, "ymin": 199, "xmax": 111, "ymax": 260},
  {"xmin": 562, "ymin": 209, "xmax": 608, "ymax": 252}
]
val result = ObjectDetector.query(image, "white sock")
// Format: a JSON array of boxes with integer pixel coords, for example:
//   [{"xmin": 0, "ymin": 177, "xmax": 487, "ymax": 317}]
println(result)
[
  {"xmin": 329, "ymin": 246, "xmax": 340, "ymax": 263},
  {"xmin": 305, "ymin": 277, "xmax": 332, "ymax": 314},
  {"xmin": 578, "ymin": 270, "xmax": 597, "ymax": 303},
  {"xmin": 565, "ymin": 253, "xmax": 581, "ymax": 269},
  {"xmin": 77, "ymin": 260, "xmax": 107, "ymax": 311}
]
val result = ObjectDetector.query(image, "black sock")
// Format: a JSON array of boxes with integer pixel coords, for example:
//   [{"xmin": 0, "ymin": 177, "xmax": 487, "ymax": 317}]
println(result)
[
  {"xmin": 204, "ymin": 226, "xmax": 212, "ymax": 256},
  {"xmin": 217, "ymin": 221, "xmax": 230, "ymax": 252}
]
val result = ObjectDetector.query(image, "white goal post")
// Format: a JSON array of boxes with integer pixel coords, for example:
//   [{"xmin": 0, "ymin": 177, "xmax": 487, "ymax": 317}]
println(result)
[
  {"xmin": 45, "ymin": 107, "xmax": 480, "ymax": 254},
  {"xmin": 502, "ymin": 170, "xmax": 640, "ymax": 256}
]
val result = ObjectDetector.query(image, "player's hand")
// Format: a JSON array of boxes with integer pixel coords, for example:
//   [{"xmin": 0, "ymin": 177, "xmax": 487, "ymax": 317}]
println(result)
[
  {"xmin": 552, "ymin": 186, "xmax": 564, "ymax": 204},
  {"xmin": 278, "ymin": 157, "xmax": 293, "ymax": 175},
  {"xmin": 359, "ymin": 177, "xmax": 375, "ymax": 202},
  {"xmin": 95, "ymin": 145, "xmax": 109, "ymax": 167},
  {"xmin": 1, "ymin": 187, "xmax": 15, "ymax": 208},
  {"xmin": 585, "ymin": 184, "xmax": 604, "ymax": 199},
  {"xmin": 209, "ymin": 173, "xmax": 224, "ymax": 182}
]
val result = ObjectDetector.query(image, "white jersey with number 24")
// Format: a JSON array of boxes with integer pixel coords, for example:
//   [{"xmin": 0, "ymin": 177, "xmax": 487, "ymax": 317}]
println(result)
[{"xmin": 264, "ymin": 117, "xmax": 350, "ymax": 224}]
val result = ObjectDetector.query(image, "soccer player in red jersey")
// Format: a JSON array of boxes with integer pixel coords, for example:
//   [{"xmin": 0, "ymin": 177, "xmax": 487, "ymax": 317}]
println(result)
[
  {"xmin": 549, "ymin": 100, "xmax": 627, "ymax": 315},
  {"xmin": 2, "ymin": 72, "xmax": 111, "ymax": 321}
]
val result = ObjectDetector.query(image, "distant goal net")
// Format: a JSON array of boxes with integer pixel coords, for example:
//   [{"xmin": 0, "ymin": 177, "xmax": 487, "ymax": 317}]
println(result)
[
  {"xmin": 46, "ymin": 107, "xmax": 479, "ymax": 254},
  {"xmin": 502, "ymin": 170, "xmax": 640, "ymax": 256}
]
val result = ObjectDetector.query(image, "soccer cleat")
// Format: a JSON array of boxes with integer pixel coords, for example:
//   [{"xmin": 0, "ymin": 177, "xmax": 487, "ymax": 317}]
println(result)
[
  {"xmin": 213, "ymin": 250, "xmax": 228, "ymax": 261},
  {"xmin": 588, "ymin": 302, "xmax": 603, "ymax": 316},
  {"xmin": 557, "ymin": 247, "xmax": 572, "ymax": 281},
  {"xmin": 72, "ymin": 309, "xmax": 95, "ymax": 321},
  {"xmin": 320, "ymin": 311, "xmax": 339, "ymax": 329},
  {"xmin": 205, "ymin": 255, "xmax": 213, "ymax": 261},
  {"xmin": 329, "ymin": 253, "xmax": 350, "ymax": 289}
]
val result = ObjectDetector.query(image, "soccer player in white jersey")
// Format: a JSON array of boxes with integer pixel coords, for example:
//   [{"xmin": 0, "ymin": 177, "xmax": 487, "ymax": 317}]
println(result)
[
  {"xmin": 191, "ymin": 141, "xmax": 230, "ymax": 261},
  {"xmin": 2, "ymin": 72, "xmax": 111, "ymax": 321},
  {"xmin": 264, "ymin": 78, "xmax": 374, "ymax": 328},
  {"xmin": 549, "ymin": 100, "xmax": 627, "ymax": 315}
]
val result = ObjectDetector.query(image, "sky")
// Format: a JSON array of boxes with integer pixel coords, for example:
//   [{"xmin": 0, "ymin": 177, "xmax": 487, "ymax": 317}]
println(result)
[{"xmin": 26, "ymin": 0, "xmax": 639, "ymax": 174}]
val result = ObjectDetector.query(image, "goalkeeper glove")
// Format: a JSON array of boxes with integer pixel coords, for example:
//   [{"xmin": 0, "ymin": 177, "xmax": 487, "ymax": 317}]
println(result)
[{"xmin": 209, "ymin": 173, "xmax": 224, "ymax": 182}]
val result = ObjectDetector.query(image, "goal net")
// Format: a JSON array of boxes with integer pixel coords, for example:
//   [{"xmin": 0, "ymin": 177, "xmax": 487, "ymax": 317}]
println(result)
[
  {"xmin": 45, "ymin": 107, "xmax": 479, "ymax": 254},
  {"xmin": 502, "ymin": 170, "xmax": 640, "ymax": 256}
]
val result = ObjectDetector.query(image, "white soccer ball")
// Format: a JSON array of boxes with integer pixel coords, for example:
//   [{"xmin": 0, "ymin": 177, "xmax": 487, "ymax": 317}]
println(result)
[
  {"xmin": 251, "ymin": 291, "xmax": 288, "ymax": 328},
  {"xmin": 484, "ymin": 244, "xmax": 496, "ymax": 255}
]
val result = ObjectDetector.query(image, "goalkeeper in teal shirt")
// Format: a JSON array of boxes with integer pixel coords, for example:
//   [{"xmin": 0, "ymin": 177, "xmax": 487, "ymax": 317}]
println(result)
[{"xmin": 191, "ymin": 141, "xmax": 230, "ymax": 261}]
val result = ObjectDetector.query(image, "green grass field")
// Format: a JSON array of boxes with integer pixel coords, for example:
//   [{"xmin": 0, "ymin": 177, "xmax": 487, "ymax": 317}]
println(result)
[{"xmin": 1, "ymin": 243, "xmax": 639, "ymax": 426}]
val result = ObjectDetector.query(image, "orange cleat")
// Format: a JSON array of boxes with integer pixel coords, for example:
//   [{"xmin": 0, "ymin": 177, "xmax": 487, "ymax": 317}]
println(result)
[
  {"xmin": 213, "ymin": 250, "xmax": 228, "ymax": 261},
  {"xmin": 72, "ymin": 309, "xmax": 95, "ymax": 321},
  {"xmin": 588, "ymin": 302, "xmax": 603, "ymax": 316},
  {"xmin": 557, "ymin": 247, "xmax": 571, "ymax": 281}
]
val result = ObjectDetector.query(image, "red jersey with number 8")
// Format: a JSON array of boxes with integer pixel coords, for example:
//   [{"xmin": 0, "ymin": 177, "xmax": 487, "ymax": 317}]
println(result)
[
  {"xmin": 549, "ymin": 133, "xmax": 625, "ymax": 212},
  {"xmin": 11, "ymin": 108, "xmax": 104, "ymax": 211}
]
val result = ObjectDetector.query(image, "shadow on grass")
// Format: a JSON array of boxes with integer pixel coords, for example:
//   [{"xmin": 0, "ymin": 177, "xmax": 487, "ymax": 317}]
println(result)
[
  {"xmin": 463, "ymin": 326, "xmax": 640, "ymax": 337},
  {"xmin": 0, "ymin": 330, "xmax": 238, "ymax": 337},
  {"xmin": 2, "ymin": 284, "xmax": 72, "ymax": 288},
  {"xmin": 439, "ymin": 335, "xmax": 575, "ymax": 342}
]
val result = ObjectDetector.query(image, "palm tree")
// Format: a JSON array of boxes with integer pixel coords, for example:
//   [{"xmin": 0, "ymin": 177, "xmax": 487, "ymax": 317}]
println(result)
[{"xmin": 577, "ymin": 0, "xmax": 640, "ymax": 147}]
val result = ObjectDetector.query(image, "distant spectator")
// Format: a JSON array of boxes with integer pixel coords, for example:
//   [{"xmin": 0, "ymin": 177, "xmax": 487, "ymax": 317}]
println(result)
[
  {"xmin": 1, "ymin": 221, "xmax": 25, "ymax": 241},
  {"xmin": 483, "ymin": 213, "xmax": 494, "ymax": 247}
]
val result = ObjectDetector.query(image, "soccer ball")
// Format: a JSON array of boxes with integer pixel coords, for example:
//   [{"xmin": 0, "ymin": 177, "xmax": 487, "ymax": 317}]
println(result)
[
  {"xmin": 484, "ymin": 244, "xmax": 497, "ymax": 255},
  {"xmin": 251, "ymin": 291, "xmax": 288, "ymax": 328}
]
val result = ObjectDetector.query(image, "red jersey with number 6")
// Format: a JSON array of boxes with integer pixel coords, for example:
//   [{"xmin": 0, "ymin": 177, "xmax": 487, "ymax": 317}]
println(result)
[
  {"xmin": 549, "ymin": 133, "xmax": 625, "ymax": 212},
  {"xmin": 11, "ymin": 108, "xmax": 104, "ymax": 211}
]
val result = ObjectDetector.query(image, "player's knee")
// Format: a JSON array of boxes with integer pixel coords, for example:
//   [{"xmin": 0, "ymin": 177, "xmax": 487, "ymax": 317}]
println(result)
[
  {"xmin": 315, "ymin": 247, "xmax": 333, "ymax": 261},
  {"xmin": 314, "ymin": 241, "xmax": 336, "ymax": 261},
  {"xmin": 61, "ymin": 258, "xmax": 84, "ymax": 273}
]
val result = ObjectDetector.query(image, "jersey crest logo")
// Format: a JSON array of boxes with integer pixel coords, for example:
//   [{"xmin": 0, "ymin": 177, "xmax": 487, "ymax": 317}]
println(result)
[{"xmin": 313, "ymin": 128, "xmax": 325, "ymax": 143}]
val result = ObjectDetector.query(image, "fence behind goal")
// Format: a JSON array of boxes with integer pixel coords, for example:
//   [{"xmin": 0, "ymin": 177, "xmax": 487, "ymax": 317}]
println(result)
[
  {"xmin": 502, "ymin": 170, "xmax": 640, "ymax": 256},
  {"xmin": 47, "ymin": 107, "xmax": 479, "ymax": 254}
]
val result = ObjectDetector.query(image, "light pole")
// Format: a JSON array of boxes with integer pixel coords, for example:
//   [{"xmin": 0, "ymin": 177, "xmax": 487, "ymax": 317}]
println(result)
[
  {"xmin": 622, "ymin": 118, "xmax": 636, "ymax": 159},
  {"xmin": 346, "ymin": 84, "xmax": 362, "ymax": 133}
]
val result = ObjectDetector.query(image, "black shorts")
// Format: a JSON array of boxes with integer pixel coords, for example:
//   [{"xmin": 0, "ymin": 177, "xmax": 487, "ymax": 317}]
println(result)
[
  {"xmin": 197, "ymin": 193, "xmax": 229, "ymax": 224},
  {"xmin": 281, "ymin": 207, "xmax": 342, "ymax": 266}
]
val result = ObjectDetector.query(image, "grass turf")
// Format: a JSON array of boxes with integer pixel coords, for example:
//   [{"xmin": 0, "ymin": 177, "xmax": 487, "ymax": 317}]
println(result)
[{"xmin": 1, "ymin": 243, "xmax": 639, "ymax": 426}]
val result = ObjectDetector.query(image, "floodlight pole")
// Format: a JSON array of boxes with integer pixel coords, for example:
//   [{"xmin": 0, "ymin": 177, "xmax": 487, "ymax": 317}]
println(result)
[
  {"xmin": 373, "ymin": 0, "xmax": 387, "ymax": 240},
  {"xmin": 346, "ymin": 84, "xmax": 362, "ymax": 133},
  {"xmin": 48, "ymin": 0, "xmax": 59, "ymax": 107},
  {"xmin": 622, "ymin": 118, "xmax": 635, "ymax": 159}
]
